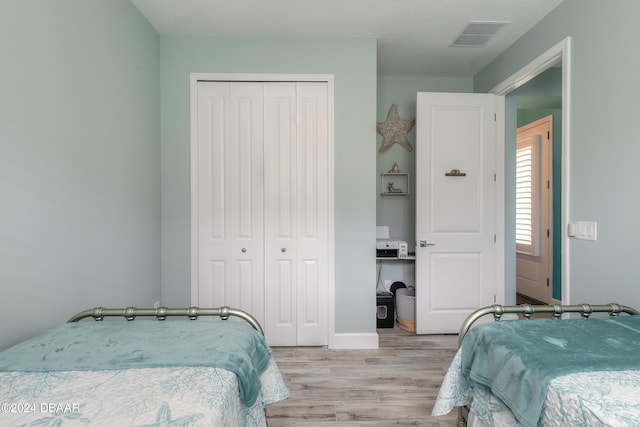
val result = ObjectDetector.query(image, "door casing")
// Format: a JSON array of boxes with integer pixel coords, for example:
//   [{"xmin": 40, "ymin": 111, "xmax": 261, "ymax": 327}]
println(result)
[{"xmin": 490, "ymin": 37, "xmax": 571, "ymax": 305}]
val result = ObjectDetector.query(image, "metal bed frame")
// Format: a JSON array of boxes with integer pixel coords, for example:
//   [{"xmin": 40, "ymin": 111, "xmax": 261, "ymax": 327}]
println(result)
[
  {"xmin": 455, "ymin": 303, "xmax": 640, "ymax": 427},
  {"xmin": 67, "ymin": 306, "xmax": 264, "ymax": 335}
]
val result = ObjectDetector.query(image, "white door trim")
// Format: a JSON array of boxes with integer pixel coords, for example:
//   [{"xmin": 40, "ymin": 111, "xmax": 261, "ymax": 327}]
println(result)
[
  {"xmin": 189, "ymin": 73, "xmax": 335, "ymax": 343},
  {"xmin": 489, "ymin": 36, "xmax": 571, "ymax": 304},
  {"xmin": 494, "ymin": 96, "xmax": 506, "ymax": 306}
]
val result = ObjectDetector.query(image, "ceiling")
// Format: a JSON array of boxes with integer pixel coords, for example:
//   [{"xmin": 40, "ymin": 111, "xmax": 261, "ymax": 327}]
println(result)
[{"xmin": 131, "ymin": 0, "xmax": 564, "ymax": 77}]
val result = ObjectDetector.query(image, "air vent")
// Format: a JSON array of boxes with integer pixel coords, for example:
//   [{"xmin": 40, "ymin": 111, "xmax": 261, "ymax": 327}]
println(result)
[{"xmin": 451, "ymin": 21, "xmax": 509, "ymax": 47}]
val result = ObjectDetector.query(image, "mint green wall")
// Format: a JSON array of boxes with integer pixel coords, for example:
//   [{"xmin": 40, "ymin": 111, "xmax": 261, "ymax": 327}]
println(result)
[
  {"xmin": 376, "ymin": 76, "xmax": 473, "ymax": 288},
  {"xmin": 476, "ymin": 0, "xmax": 640, "ymax": 306},
  {"xmin": 0, "ymin": 0, "xmax": 161, "ymax": 350},
  {"xmin": 159, "ymin": 37, "xmax": 378, "ymax": 333}
]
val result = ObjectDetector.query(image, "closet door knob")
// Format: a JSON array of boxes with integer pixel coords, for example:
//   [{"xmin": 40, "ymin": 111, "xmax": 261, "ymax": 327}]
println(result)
[
  {"xmin": 281, "ymin": 248, "xmax": 287, "ymax": 253},
  {"xmin": 241, "ymin": 248, "xmax": 247, "ymax": 253}
]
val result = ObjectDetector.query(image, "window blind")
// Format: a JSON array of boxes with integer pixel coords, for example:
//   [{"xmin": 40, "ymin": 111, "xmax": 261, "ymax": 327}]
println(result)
[{"xmin": 515, "ymin": 135, "xmax": 541, "ymax": 256}]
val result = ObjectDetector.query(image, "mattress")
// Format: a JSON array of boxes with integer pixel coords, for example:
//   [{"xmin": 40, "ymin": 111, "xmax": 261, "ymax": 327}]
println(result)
[
  {"xmin": 433, "ymin": 347, "xmax": 640, "ymax": 426},
  {"xmin": 0, "ymin": 358, "xmax": 288, "ymax": 426},
  {"xmin": 0, "ymin": 318, "xmax": 289, "ymax": 426}
]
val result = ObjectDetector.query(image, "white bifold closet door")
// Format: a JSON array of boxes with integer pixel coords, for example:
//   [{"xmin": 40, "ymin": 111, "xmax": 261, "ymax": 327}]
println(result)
[{"xmin": 195, "ymin": 81, "xmax": 329, "ymax": 346}]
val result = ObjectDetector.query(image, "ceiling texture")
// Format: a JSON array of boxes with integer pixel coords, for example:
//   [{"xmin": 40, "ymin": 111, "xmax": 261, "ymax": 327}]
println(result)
[{"xmin": 131, "ymin": 0, "xmax": 564, "ymax": 76}]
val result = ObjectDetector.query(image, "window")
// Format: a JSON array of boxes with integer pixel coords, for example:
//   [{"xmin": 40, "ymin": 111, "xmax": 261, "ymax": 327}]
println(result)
[{"xmin": 515, "ymin": 135, "xmax": 541, "ymax": 256}]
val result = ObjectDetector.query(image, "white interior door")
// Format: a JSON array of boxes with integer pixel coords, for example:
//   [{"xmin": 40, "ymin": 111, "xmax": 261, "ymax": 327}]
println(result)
[
  {"xmin": 415, "ymin": 92, "xmax": 501, "ymax": 334},
  {"xmin": 516, "ymin": 116, "xmax": 552, "ymax": 303},
  {"xmin": 264, "ymin": 82, "xmax": 329, "ymax": 346},
  {"xmin": 195, "ymin": 82, "xmax": 265, "ymax": 324}
]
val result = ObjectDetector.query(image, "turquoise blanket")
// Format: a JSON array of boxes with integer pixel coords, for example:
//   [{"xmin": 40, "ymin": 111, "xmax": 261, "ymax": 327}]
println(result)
[
  {"xmin": 461, "ymin": 316, "xmax": 640, "ymax": 427},
  {"xmin": 0, "ymin": 320, "xmax": 272, "ymax": 406}
]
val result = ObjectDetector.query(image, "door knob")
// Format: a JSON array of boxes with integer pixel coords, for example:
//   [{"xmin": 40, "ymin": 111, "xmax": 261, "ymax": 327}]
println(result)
[
  {"xmin": 241, "ymin": 248, "xmax": 247, "ymax": 253},
  {"xmin": 281, "ymin": 248, "xmax": 287, "ymax": 253},
  {"xmin": 419, "ymin": 240, "xmax": 436, "ymax": 247}
]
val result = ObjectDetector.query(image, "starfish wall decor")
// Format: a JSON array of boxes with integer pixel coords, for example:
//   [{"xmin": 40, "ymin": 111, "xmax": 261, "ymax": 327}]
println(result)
[{"xmin": 376, "ymin": 104, "xmax": 416, "ymax": 153}]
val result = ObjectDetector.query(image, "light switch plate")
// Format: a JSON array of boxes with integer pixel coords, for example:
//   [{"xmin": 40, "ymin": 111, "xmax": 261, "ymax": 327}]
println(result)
[{"xmin": 568, "ymin": 221, "xmax": 597, "ymax": 240}]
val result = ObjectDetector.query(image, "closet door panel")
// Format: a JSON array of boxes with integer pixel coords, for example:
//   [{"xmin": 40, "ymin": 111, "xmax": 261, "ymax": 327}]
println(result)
[
  {"xmin": 296, "ymin": 82, "xmax": 329, "ymax": 346},
  {"xmin": 196, "ymin": 261, "xmax": 225, "ymax": 307},
  {"xmin": 196, "ymin": 82, "xmax": 264, "ymax": 323},
  {"xmin": 264, "ymin": 82, "xmax": 298, "ymax": 345},
  {"xmin": 229, "ymin": 84, "xmax": 265, "ymax": 319},
  {"xmin": 196, "ymin": 82, "xmax": 228, "ymax": 308},
  {"xmin": 269, "ymin": 259, "xmax": 296, "ymax": 345}
]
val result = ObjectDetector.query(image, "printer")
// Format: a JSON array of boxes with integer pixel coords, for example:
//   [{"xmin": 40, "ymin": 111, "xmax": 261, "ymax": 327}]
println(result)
[
  {"xmin": 376, "ymin": 226, "xmax": 408, "ymax": 258},
  {"xmin": 376, "ymin": 239, "xmax": 409, "ymax": 258}
]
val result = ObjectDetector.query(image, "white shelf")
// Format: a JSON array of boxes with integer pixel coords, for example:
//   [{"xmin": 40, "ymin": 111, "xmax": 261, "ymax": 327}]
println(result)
[
  {"xmin": 380, "ymin": 173, "xmax": 409, "ymax": 196},
  {"xmin": 376, "ymin": 256, "xmax": 415, "ymax": 261}
]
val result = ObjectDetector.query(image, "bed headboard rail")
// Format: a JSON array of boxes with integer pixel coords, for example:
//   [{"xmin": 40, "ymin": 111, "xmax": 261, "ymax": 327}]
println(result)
[
  {"xmin": 67, "ymin": 306, "xmax": 264, "ymax": 335},
  {"xmin": 458, "ymin": 303, "xmax": 639, "ymax": 346}
]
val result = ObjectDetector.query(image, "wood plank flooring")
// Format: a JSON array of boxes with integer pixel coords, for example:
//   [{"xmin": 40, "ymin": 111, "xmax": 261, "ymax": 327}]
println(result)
[{"xmin": 266, "ymin": 327, "xmax": 459, "ymax": 426}]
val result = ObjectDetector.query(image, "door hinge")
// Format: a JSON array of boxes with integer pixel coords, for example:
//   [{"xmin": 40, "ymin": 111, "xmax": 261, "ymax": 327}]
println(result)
[
  {"xmin": 494, "ymin": 113, "xmax": 497, "ymax": 121},
  {"xmin": 547, "ymin": 229, "xmax": 550, "ymax": 238},
  {"xmin": 547, "ymin": 180, "xmax": 550, "ymax": 189},
  {"xmin": 547, "ymin": 131, "xmax": 550, "ymax": 139},
  {"xmin": 494, "ymin": 173, "xmax": 497, "ymax": 182},
  {"xmin": 494, "ymin": 234, "xmax": 497, "ymax": 243},
  {"xmin": 546, "ymin": 278, "xmax": 550, "ymax": 287}
]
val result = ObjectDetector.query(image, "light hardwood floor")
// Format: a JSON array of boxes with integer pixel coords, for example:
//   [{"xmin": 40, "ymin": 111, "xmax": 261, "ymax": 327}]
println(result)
[{"xmin": 266, "ymin": 327, "xmax": 460, "ymax": 426}]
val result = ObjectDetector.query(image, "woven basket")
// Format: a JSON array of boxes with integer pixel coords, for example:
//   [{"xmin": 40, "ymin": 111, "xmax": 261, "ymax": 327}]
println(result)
[{"xmin": 396, "ymin": 316, "xmax": 415, "ymax": 332}]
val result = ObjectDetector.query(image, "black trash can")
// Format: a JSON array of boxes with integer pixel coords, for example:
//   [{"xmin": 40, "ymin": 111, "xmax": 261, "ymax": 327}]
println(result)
[{"xmin": 376, "ymin": 292, "xmax": 395, "ymax": 328}]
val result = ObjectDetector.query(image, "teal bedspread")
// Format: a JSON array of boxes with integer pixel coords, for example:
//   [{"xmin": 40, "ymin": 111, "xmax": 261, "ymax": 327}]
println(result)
[
  {"xmin": 461, "ymin": 315, "xmax": 640, "ymax": 427},
  {"xmin": 0, "ymin": 320, "xmax": 272, "ymax": 406}
]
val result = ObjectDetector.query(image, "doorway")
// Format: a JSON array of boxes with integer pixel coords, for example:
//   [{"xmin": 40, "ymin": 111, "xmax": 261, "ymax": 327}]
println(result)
[
  {"xmin": 515, "ymin": 115, "xmax": 553, "ymax": 303},
  {"xmin": 490, "ymin": 37, "xmax": 571, "ymax": 305}
]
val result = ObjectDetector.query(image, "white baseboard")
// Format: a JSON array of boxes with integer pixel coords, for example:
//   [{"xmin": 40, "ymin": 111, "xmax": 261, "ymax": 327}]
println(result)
[{"xmin": 329, "ymin": 332, "xmax": 379, "ymax": 349}]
